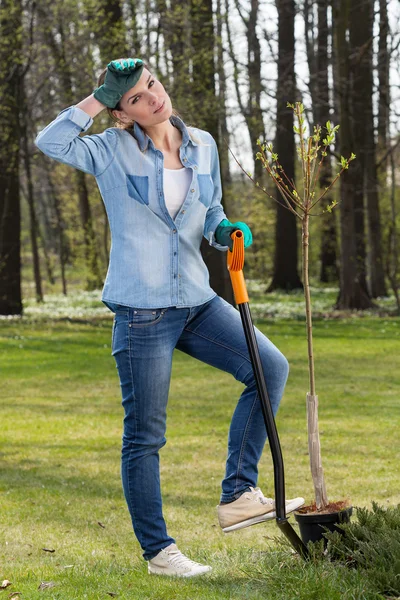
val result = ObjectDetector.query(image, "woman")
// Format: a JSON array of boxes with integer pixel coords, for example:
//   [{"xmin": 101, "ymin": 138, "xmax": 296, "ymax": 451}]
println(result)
[{"xmin": 35, "ymin": 58, "xmax": 304, "ymax": 577}]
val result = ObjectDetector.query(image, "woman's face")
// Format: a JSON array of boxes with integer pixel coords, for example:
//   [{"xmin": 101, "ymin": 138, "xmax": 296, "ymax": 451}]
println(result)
[{"xmin": 112, "ymin": 68, "xmax": 172, "ymax": 127}]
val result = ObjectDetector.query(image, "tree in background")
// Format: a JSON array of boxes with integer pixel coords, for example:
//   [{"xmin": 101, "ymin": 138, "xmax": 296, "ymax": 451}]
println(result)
[
  {"xmin": 1, "ymin": 0, "xmax": 398, "ymax": 314},
  {"xmin": 0, "ymin": 0, "xmax": 23, "ymax": 315},
  {"xmin": 334, "ymin": 0, "xmax": 373, "ymax": 309},
  {"xmin": 350, "ymin": 0, "xmax": 386, "ymax": 298},
  {"xmin": 225, "ymin": 0, "xmax": 265, "ymax": 180},
  {"xmin": 267, "ymin": 0, "xmax": 302, "ymax": 291}
]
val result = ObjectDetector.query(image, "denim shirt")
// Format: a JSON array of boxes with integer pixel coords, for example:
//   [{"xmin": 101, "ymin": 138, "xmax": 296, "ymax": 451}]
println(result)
[{"xmin": 34, "ymin": 106, "xmax": 229, "ymax": 311}]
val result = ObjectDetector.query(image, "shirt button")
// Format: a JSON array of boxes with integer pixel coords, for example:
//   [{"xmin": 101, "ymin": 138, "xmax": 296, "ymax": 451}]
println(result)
[
  {"xmin": 194, "ymin": 166, "xmax": 198, "ymax": 170},
  {"xmin": 182, "ymin": 210, "xmax": 185, "ymax": 214},
  {"xmin": 191, "ymin": 188, "xmax": 195, "ymax": 193},
  {"xmin": 183, "ymin": 158, "xmax": 187, "ymax": 162},
  {"xmin": 178, "ymin": 274, "xmax": 181, "ymax": 278},
  {"xmin": 172, "ymin": 229, "xmax": 177, "ymax": 233}
]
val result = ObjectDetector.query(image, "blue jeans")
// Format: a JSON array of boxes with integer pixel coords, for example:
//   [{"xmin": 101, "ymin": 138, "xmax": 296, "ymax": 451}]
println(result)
[{"xmin": 111, "ymin": 295, "xmax": 289, "ymax": 560}]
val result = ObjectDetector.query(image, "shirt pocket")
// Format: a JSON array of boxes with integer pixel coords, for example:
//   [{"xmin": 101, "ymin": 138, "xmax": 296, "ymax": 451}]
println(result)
[
  {"xmin": 126, "ymin": 174, "xmax": 149, "ymax": 206},
  {"xmin": 197, "ymin": 174, "xmax": 214, "ymax": 208}
]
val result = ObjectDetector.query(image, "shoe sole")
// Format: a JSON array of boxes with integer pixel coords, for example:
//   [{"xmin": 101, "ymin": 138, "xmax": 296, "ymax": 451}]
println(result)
[
  {"xmin": 148, "ymin": 566, "xmax": 212, "ymax": 577},
  {"xmin": 222, "ymin": 497, "xmax": 305, "ymax": 533}
]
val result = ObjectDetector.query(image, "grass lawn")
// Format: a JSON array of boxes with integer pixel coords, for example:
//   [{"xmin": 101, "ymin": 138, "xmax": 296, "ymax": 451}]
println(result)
[{"xmin": 0, "ymin": 295, "xmax": 399, "ymax": 599}]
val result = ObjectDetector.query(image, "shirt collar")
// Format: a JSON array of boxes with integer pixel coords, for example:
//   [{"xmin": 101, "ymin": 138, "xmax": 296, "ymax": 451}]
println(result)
[{"xmin": 132, "ymin": 115, "xmax": 198, "ymax": 152}]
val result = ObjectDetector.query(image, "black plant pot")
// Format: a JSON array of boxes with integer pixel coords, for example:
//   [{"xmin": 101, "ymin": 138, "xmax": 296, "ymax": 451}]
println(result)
[{"xmin": 294, "ymin": 506, "xmax": 353, "ymax": 546}]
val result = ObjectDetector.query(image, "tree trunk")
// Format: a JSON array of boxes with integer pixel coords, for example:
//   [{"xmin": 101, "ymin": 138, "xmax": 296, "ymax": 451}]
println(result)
[
  {"xmin": 268, "ymin": 0, "xmax": 302, "ymax": 291},
  {"xmin": 334, "ymin": 0, "xmax": 373, "ymax": 310},
  {"xmin": 377, "ymin": 0, "xmax": 389, "ymax": 158},
  {"xmin": 226, "ymin": 0, "xmax": 265, "ymax": 179},
  {"xmin": 75, "ymin": 170, "xmax": 103, "ymax": 291},
  {"xmin": 348, "ymin": 0, "xmax": 370, "ymax": 297},
  {"xmin": 20, "ymin": 92, "xmax": 43, "ymax": 303},
  {"xmin": 88, "ymin": 0, "xmax": 128, "ymax": 59},
  {"xmin": 0, "ymin": 0, "xmax": 23, "ymax": 315},
  {"xmin": 304, "ymin": 0, "xmax": 318, "ymax": 126},
  {"xmin": 247, "ymin": 0, "xmax": 265, "ymax": 180},
  {"xmin": 43, "ymin": 161, "xmax": 68, "ymax": 296},
  {"xmin": 37, "ymin": 3, "xmax": 103, "ymax": 291},
  {"xmin": 157, "ymin": 0, "xmax": 191, "ymax": 114},
  {"xmin": 350, "ymin": 0, "xmax": 386, "ymax": 298},
  {"xmin": 216, "ymin": 0, "xmax": 231, "ymax": 185},
  {"xmin": 191, "ymin": 0, "xmax": 235, "ymax": 304},
  {"xmin": 191, "ymin": 0, "xmax": 218, "ymax": 140},
  {"xmin": 317, "ymin": 0, "xmax": 338, "ymax": 283}
]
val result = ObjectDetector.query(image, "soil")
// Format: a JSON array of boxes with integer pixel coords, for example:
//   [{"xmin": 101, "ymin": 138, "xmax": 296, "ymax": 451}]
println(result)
[{"xmin": 295, "ymin": 499, "xmax": 351, "ymax": 515}]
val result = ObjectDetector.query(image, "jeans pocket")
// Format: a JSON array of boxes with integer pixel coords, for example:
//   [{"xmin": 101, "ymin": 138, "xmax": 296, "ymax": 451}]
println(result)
[{"xmin": 129, "ymin": 308, "xmax": 168, "ymax": 328}]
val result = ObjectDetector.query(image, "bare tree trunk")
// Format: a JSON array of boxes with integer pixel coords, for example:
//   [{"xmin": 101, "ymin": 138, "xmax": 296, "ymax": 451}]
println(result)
[
  {"xmin": 386, "ymin": 149, "xmax": 400, "ymax": 313},
  {"xmin": 225, "ymin": 0, "xmax": 265, "ymax": 179},
  {"xmin": 37, "ymin": 3, "xmax": 103, "ymax": 291},
  {"xmin": 190, "ymin": 0, "xmax": 235, "ymax": 305},
  {"xmin": 128, "ymin": 1, "xmax": 141, "ymax": 55},
  {"xmin": 89, "ymin": 0, "xmax": 128, "ymax": 59},
  {"xmin": 157, "ymin": 0, "xmax": 191, "ymax": 113},
  {"xmin": 216, "ymin": 0, "xmax": 231, "ymax": 184},
  {"xmin": 20, "ymin": 94, "xmax": 43, "ymax": 303},
  {"xmin": 268, "ymin": 0, "xmax": 302, "ymax": 291},
  {"xmin": 317, "ymin": 0, "xmax": 338, "ymax": 282},
  {"xmin": 350, "ymin": 0, "xmax": 386, "ymax": 298},
  {"xmin": 334, "ymin": 0, "xmax": 373, "ymax": 310},
  {"xmin": 377, "ymin": 0, "xmax": 390, "ymax": 160},
  {"xmin": 304, "ymin": 0, "xmax": 318, "ymax": 126},
  {"xmin": 0, "ymin": 0, "xmax": 23, "ymax": 315},
  {"xmin": 191, "ymin": 0, "xmax": 218, "ymax": 140},
  {"xmin": 75, "ymin": 170, "xmax": 103, "ymax": 290},
  {"xmin": 348, "ymin": 0, "xmax": 370, "ymax": 297},
  {"xmin": 43, "ymin": 162, "xmax": 68, "ymax": 295}
]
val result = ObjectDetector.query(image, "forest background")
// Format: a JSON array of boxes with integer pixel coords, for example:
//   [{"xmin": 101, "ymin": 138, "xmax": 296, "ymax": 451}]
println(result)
[{"xmin": 0, "ymin": 0, "xmax": 399, "ymax": 316}]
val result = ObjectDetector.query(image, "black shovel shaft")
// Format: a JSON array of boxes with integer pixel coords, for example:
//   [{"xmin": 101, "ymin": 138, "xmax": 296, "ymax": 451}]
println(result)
[
  {"xmin": 239, "ymin": 303, "xmax": 286, "ymax": 518},
  {"xmin": 238, "ymin": 302, "xmax": 309, "ymax": 558}
]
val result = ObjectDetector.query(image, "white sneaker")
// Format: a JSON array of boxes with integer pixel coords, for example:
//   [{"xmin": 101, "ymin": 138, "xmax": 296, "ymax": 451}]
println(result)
[
  {"xmin": 218, "ymin": 487, "xmax": 305, "ymax": 532},
  {"xmin": 148, "ymin": 543, "xmax": 212, "ymax": 577}
]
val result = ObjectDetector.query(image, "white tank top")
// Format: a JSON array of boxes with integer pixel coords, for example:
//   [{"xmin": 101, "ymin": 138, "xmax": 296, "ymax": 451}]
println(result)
[{"xmin": 163, "ymin": 167, "xmax": 192, "ymax": 219}]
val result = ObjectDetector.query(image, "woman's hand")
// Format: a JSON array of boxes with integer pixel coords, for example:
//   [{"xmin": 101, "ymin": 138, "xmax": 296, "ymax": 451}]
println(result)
[
  {"xmin": 93, "ymin": 58, "xmax": 144, "ymax": 109},
  {"xmin": 215, "ymin": 219, "xmax": 253, "ymax": 250}
]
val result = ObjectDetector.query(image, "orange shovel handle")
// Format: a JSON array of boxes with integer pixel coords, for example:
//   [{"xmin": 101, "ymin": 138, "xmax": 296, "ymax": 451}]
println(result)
[{"xmin": 227, "ymin": 230, "xmax": 249, "ymax": 305}]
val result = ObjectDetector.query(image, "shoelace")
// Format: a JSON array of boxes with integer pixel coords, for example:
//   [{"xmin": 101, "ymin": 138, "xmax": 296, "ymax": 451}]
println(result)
[
  {"xmin": 250, "ymin": 487, "xmax": 274, "ymax": 505},
  {"xmin": 167, "ymin": 550, "xmax": 202, "ymax": 570}
]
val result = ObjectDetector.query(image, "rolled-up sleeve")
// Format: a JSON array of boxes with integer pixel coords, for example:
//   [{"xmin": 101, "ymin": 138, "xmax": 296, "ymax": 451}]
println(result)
[
  {"xmin": 203, "ymin": 136, "xmax": 229, "ymax": 251},
  {"xmin": 34, "ymin": 106, "xmax": 118, "ymax": 177}
]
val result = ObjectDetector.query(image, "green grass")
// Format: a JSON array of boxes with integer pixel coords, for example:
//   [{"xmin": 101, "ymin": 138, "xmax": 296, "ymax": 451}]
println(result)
[{"xmin": 1, "ymin": 300, "xmax": 399, "ymax": 598}]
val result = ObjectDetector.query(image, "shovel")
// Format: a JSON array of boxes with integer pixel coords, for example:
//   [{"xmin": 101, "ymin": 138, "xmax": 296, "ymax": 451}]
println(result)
[{"xmin": 227, "ymin": 229, "xmax": 308, "ymax": 559}]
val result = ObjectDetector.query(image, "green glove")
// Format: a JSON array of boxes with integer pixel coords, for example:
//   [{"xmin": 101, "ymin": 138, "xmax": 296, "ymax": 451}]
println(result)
[
  {"xmin": 93, "ymin": 58, "xmax": 144, "ymax": 109},
  {"xmin": 215, "ymin": 219, "xmax": 253, "ymax": 251}
]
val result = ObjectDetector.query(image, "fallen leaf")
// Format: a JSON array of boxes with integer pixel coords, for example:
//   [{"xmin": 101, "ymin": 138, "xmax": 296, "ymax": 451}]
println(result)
[
  {"xmin": 41, "ymin": 548, "xmax": 55, "ymax": 553},
  {"xmin": 37, "ymin": 582, "xmax": 56, "ymax": 590},
  {"xmin": 106, "ymin": 593, "xmax": 118, "ymax": 598},
  {"xmin": 1, "ymin": 581, "xmax": 12, "ymax": 589},
  {"xmin": 97, "ymin": 522, "xmax": 105, "ymax": 529},
  {"xmin": 8, "ymin": 594, "xmax": 21, "ymax": 599}
]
